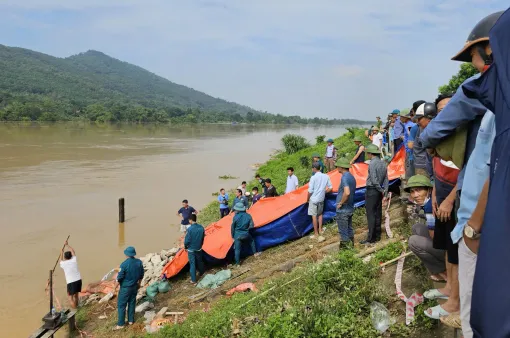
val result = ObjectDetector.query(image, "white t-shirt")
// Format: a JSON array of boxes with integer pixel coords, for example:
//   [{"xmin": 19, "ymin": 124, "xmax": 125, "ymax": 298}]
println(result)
[
  {"xmin": 372, "ymin": 133, "xmax": 383, "ymax": 148},
  {"xmin": 285, "ymin": 174, "xmax": 299, "ymax": 194},
  {"xmin": 60, "ymin": 256, "xmax": 81, "ymax": 284},
  {"xmin": 326, "ymin": 145, "xmax": 335, "ymax": 157}
]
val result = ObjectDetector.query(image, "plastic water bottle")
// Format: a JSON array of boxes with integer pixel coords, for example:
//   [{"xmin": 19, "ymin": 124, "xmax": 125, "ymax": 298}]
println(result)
[{"xmin": 51, "ymin": 307, "xmax": 56, "ymax": 316}]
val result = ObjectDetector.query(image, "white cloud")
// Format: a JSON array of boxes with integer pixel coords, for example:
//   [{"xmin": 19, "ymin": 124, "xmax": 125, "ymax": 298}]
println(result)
[{"xmin": 0, "ymin": 0, "xmax": 507, "ymax": 118}]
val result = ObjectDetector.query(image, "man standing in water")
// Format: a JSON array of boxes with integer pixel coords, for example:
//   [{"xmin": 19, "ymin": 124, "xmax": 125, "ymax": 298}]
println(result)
[
  {"xmin": 114, "ymin": 246, "xmax": 144, "ymax": 330},
  {"xmin": 177, "ymin": 199, "xmax": 197, "ymax": 233},
  {"xmin": 307, "ymin": 163, "xmax": 333, "ymax": 240},
  {"xmin": 59, "ymin": 240, "xmax": 82, "ymax": 309}
]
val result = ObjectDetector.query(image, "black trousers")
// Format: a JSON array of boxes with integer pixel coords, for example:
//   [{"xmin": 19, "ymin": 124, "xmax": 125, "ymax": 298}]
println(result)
[
  {"xmin": 365, "ymin": 187, "xmax": 383, "ymax": 242},
  {"xmin": 394, "ymin": 138, "xmax": 403, "ymax": 153}
]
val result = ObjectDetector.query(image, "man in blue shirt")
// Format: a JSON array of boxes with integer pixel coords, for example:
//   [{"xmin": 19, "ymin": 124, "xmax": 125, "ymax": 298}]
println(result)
[
  {"xmin": 460, "ymin": 9, "xmax": 509, "ymax": 337},
  {"xmin": 400, "ymin": 110, "xmax": 416, "ymax": 181},
  {"xmin": 114, "ymin": 246, "xmax": 144, "ymax": 330},
  {"xmin": 335, "ymin": 158, "xmax": 356, "ymax": 248},
  {"xmin": 184, "ymin": 214, "xmax": 205, "ymax": 284},
  {"xmin": 231, "ymin": 189, "xmax": 249, "ymax": 213},
  {"xmin": 217, "ymin": 188, "xmax": 230, "ymax": 218},
  {"xmin": 391, "ymin": 109, "xmax": 404, "ymax": 153},
  {"xmin": 177, "ymin": 199, "xmax": 197, "ymax": 233}
]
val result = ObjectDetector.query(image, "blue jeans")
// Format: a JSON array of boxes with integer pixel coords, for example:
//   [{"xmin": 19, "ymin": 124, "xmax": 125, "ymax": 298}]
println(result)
[
  {"xmin": 187, "ymin": 250, "xmax": 205, "ymax": 283},
  {"xmin": 117, "ymin": 285, "xmax": 138, "ymax": 326},
  {"xmin": 234, "ymin": 234, "xmax": 257, "ymax": 265},
  {"xmin": 337, "ymin": 212, "xmax": 354, "ymax": 242}
]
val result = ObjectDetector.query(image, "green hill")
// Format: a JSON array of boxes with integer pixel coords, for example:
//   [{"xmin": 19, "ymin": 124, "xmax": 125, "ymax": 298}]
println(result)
[{"xmin": 0, "ymin": 45, "xmax": 368, "ymax": 124}]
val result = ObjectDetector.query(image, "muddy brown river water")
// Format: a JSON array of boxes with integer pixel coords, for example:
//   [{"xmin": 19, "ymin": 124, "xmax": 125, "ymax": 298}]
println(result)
[{"xmin": 0, "ymin": 122, "xmax": 350, "ymax": 337}]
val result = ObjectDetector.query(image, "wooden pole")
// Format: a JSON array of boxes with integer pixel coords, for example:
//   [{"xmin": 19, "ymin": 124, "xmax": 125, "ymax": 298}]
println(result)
[
  {"xmin": 379, "ymin": 251, "xmax": 413, "ymax": 268},
  {"xmin": 119, "ymin": 198, "xmax": 125, "ymax": 223},
  {"xmin": 49, "ymin": 270, "xmax": 53, "ymax": 313},
  {"xmin": 51, "ymin": 235, "xmax": 70, "ymax": 274}
]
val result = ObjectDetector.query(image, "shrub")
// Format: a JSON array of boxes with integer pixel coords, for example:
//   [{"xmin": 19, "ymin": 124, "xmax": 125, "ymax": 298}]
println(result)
[
  {"xmin": 299, "ymin": 156, "xmax": 310, "ymax": 168},
  {"xmin": 315, "ymin": 134, "xmax": 326, "ymax": 144},
  {"xmin": 281, "ymin": 134, "xmax": 311, "ymax": 154}
]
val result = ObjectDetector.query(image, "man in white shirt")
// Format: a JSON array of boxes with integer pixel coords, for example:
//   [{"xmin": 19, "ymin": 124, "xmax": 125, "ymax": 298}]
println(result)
[
  {"xmin": 285, "ymin": 167, "xmax": 299, "ymax": 194},
  {"xmin": 371, "ymin": 127, "xmax": 383, "ymax": 151},
  {"xmin": 307, "ymin": 163, "xmax": 333, "ymax": 239},
  {"xmin": 59, "ymin": 240, "xmax": 82, "ymax": 309},
  {"xmin": 237, "ymin": 181, "xmax": 247, "ymax": 195}
]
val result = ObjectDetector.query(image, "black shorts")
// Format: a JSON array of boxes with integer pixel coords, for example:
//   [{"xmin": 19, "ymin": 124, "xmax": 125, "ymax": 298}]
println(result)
[
  {"xmin": 67, "ymin": 280, "xmax": 82, "ymax": 296},
  {"xmin": 433, "ymin": 216, "xmax": 459, "ymax": 264}
]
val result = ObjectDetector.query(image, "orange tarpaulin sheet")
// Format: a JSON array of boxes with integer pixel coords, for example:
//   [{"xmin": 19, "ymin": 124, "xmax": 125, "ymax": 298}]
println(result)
[{"xmin": 162, "ymin": 148, "xmax": 405, "ymax": 279}]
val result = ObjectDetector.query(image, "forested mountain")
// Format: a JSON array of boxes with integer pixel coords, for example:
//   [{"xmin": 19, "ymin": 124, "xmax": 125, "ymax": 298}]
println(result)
[{"xmin": 0, "ymin": 45, "xmax": 368, "ymax": 124}]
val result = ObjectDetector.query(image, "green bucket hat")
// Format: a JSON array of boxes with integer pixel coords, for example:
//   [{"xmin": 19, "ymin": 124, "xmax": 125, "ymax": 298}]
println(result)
[
  {"xmin": 335, "ymin": 158, "xmax": 351, "ymax": 169},
  {"xmin": 435, "ymin": 125, "xmax": 467, "ymax": 169},
  {"xmin": 353, "ymin": 136, "xmax": 362, "ymax": 142},
  {"xmin": 233, "ymin": 202, "xmax": 246, "ymax": 212},
  {"xmin": 365, "ymin": 144, "xmax": 381, "ymax": 154},
  {"xmin": 311, "ymin": 152, "xmax": 320, "ymax": 158},
  {"xmin": 399, "ymin": 108, "xmax": 410, "ymax": 117},
  {"xmin": 124, "ymin": 246, "xmax": 136, "ymax": 257},
  {"xmin": 404, "ymin": 175, "xmax": 433, "ymax": 192},
  {"xmin": 327, "ymin": 138, "xmax": 334, "ymax": 143}
]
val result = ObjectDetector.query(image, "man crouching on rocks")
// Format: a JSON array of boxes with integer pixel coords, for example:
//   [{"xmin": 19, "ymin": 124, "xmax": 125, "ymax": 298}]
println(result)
[{"xmin": 114, "ymin": 246, "xmax": 144, "ymax": 330}]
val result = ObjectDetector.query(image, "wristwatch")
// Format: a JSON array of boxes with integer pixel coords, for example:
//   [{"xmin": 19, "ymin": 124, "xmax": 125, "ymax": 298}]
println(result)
[{"xmin": 464, "ymin": 223, "xmax": 481, "ymax": 239}]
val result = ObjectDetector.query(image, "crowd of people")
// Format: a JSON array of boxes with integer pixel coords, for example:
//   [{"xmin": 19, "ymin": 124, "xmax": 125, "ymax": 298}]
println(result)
[
  {"xmin": 59, "ymin": 9, "xmax": 510, "ymax": 336},
  {"xmin": 396, "ymin": 10, "xmax": 509, "ymax": 337}
]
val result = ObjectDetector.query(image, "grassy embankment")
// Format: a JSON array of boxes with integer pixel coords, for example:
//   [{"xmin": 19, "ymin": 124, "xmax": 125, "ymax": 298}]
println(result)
[
  {"xmin": 148, "ymin": 128, "xmax": 438, "ymax": 337},
  {"xmin": 198, "ymin": 128, "xmax": 368, "ymax": 227}
]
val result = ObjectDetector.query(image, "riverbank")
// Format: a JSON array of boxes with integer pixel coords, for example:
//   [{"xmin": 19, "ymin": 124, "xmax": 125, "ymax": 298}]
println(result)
[{"xmin": 74, "ymin": 128, "xmax": 450, "ymax": 337}]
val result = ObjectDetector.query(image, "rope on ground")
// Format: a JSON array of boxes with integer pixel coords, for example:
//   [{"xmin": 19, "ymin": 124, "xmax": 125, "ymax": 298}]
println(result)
[
  {"xmin": 394, "ymin": 255, "xmax": 423, "ymax": 325},
  {"xmin": 384, "ymin": 192, "xmax": 394, "ymax": 238}
]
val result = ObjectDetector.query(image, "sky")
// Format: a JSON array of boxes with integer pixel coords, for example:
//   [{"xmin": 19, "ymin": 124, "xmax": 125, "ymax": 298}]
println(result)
[{"xmin": 0, "ymin": 0, "xmax": 507, "ymax": 119}]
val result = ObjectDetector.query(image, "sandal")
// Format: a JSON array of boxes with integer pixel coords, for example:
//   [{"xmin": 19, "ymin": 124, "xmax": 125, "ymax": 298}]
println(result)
[
  {"xmin": 430, "ymin": 275, "xmax": 447, "ymax": 283},
  {"xmin": 440, "ymin": 313, "xmax": 462, "ymax": 329},
  {"xmin": 424, "ymin": 305, "xmax": 450, "ymax": 320},
  {"xmin": 424, "ymin": 289, "xmax": 449, "ymax": 300}
]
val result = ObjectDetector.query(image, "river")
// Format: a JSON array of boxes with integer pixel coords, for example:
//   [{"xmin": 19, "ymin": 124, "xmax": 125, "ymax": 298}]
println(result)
[{"xmin": 0, "ymin": 122, "xmax": 350, "ymax": 337}]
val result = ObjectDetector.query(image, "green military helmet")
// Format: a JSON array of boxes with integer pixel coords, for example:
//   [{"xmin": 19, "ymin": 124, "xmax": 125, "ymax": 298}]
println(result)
[
  {"xmin": 399, "ymin": 108, "xmax": 410, "ymax": 117},
  {"xmin": 364, "ymin": 144, "xmax": 381, "ymax": 154},
  {"xmin": 353, "ymin": 136, "xmax": 362, "ymax": 142},
  {"xmin": 335, "ymin": 158, "xmax": 351, "ymax": 169},
  {"xmin": 311, "ymin": 152, "xmax": 320, "ymax": 158},
  {"xmin": 404, "ymin": 174, "xmax": 433, "ymax": 192}
]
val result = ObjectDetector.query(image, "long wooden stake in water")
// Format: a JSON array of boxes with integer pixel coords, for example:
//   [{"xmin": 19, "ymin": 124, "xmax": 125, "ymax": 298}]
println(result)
[{"xmin": 119, "ymin": 198, "xmax": 125, "ymax": 223}]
